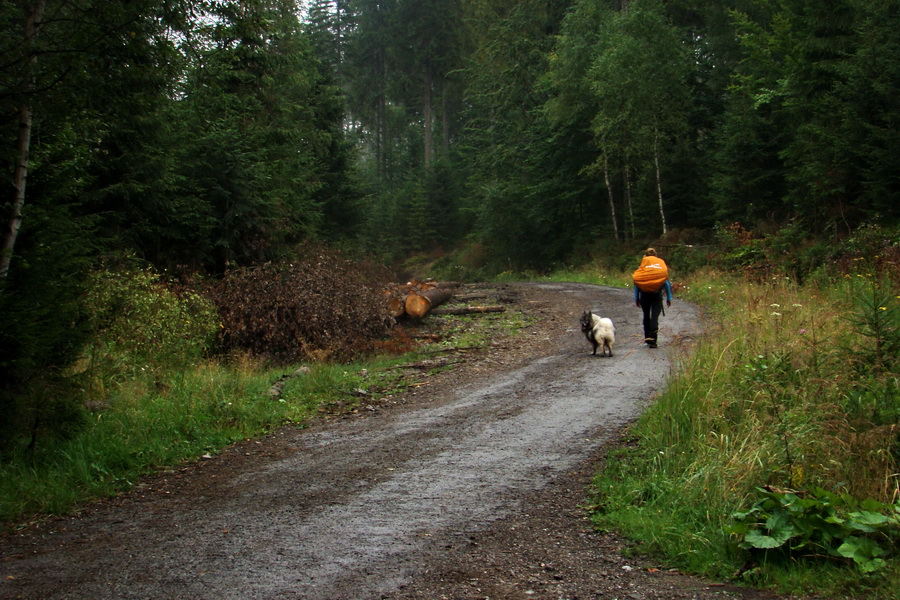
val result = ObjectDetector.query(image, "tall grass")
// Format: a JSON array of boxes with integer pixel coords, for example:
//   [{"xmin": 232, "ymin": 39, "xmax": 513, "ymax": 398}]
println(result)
[
  {"xmin": 1, "ymin": 360, "xmax": 280, "ymax": 520},
  {"xmin": 591, "ymin": 271, "xmax": 900, "ymax": 597}
]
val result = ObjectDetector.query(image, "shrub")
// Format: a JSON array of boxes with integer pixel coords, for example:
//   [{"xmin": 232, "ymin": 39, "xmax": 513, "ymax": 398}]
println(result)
[
  {"xmin": 82, "ymin": 264, "xmax": 219, "ymax": 383},
  {"xmin": 843, "ymin": 275, "xmax": 900, "ymax": 375},
  {"xmin": 732, "ymin": 486, "xmax": 900, "ymax": 574},
  {"xmin": 0, "ymin": 206, "xmax": 94, "ymax": 458}
]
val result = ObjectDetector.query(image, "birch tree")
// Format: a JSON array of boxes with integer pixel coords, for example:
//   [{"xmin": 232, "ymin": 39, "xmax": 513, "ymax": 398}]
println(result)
[
  {"xmin": 588, "ymin": 0, "xmax": 691, "ymax": 237},
  {"xmin": 1, "ymin": 0, "xmax": 45, "ymax": 279}
]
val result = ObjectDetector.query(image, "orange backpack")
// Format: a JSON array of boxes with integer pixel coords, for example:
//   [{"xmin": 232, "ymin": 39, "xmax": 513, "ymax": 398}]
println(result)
[{"xmin": 632, "ymin": 256, "xmax": 668, "ymax": 292}]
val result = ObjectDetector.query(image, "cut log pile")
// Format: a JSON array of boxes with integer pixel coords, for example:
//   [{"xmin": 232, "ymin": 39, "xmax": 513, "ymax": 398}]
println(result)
[
  {"xmin": 384, "ymin": 280, "xmax": 507, "ymax": 320},
  {"xmin": 383, "ymin": 279, "xmax": 448, "ymax": 319}
]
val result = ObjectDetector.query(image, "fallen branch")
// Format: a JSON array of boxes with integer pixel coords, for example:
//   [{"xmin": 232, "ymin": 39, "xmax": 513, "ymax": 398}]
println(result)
[
  {"xmin": 268, "ymin": 365, "xmax": 311, "ymax": 399},
  {"xmin": 392, "ymin": 356, "xmax": 462, "ymax": 370},
  {"xmin": 429, "ymin": 305, "xmax": 506, "ymax": 316}
]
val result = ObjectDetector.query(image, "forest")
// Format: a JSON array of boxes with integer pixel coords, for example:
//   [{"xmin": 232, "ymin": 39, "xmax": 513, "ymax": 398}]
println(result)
[
  {"xmin": 2, "ymin": 0, "xmax": 899, "ymax": 477},
  {"xmin": 1, "ymin": 2, "xmax": 899, "ymax": 591}
]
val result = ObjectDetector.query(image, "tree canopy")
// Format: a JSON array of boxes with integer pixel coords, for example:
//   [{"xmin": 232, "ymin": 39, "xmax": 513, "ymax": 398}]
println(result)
[{"xmin": 4, "ymin": 0, "xmax": 897, "ymax": 278}]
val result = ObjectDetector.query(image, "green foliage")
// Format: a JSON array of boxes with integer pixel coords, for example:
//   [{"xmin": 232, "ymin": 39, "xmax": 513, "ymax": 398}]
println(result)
[
  {"xmin": 842, "ymin": 376, "xmax": 900, "ymax": 430},
  {"xmin": 2, "ymin": 1, "xmax": 367, "ymax": 462},
  {"xmin": 82, "ymin": 262, "xmax": 219, "ymax": 380},
  {"xmin": 359, "ymin": 158, "xmax": 470, "ymax": 264},
  {"xmin": 839, "ymin": 274, "xmax": 900, "ymax": 431},
  {"xmin": 705, "ymin": 221, "xmax": 900, "ymax": 289},
  {"xmin": 659, "ymin": 243, "xmax": 714, "ymax": 278},
  {"xmin": 731, "ymin": 487, "xmax": 900, "ymax": 574},
  {"xmin": 0, "ymin": 202, "xmax": 95, "ymax": 458},
  {"xmin": 1, "ymin": 257, "xmax": 223, "ymax": 457},
  {"xmin": 0, "ymin": 361, "xmax": 304, "ymax": 520},
  {"xmin": 456, "ymin": 0, "xmax": 585, "ymax": 271},
  {"xmin": 166, "ymin": 2, "xmax": 358, "ymax": 271},
  {"xmin": 844, "ymin": 275, "xmax": 900, "ymax": 374},
  {"xmin": 713, "ymin": 222, "xmax": 768, "ymax": 271},
  {"xmin": 715, "ymin": 0, "xmax": 900, "ymax": 233},
  {"xmin": 587, "ymin": 0, "xmax": 692, "ymax": 218}
]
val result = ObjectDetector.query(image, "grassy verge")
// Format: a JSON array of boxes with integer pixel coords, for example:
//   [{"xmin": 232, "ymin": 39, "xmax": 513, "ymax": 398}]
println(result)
[
  {"xmin": 0, "ymin": 296, "xmax": 533, "ymax": 525},
  {"xmin": 587, "ymin": 269, "xmax": 900, "ymax": 599},
  {"xmin": 496, "ymin": 265, "xmax": 634, "ymax": 290},
  {"xmin": 1, "ymin": 360, "xmax": 299, "ymax": 521}
]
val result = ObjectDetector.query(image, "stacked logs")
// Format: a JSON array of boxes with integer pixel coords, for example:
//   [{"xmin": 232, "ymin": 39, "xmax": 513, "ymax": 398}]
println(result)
[
  {"xmin": 385, "ymin": 280, "xmax": 456, "ymax": 319},
  {"xmin": 384, "ymin": 280, "xmax": 506, "ymax": 320}
]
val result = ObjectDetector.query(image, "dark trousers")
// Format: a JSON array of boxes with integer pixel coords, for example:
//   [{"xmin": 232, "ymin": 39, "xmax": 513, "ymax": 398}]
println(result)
[{"xmin": 639, "ymin": 291, "xmax": 663, "ymax": 343}]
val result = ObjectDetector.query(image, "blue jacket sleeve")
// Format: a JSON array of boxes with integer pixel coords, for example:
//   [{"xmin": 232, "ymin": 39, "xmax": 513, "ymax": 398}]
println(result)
[{"xmin": 635, "ymin": 281, "xmax": 672, "ymax": 301}]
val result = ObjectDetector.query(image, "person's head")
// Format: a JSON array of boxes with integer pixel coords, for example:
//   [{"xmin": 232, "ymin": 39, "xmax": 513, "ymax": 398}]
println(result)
[{"xmin": 644, "ymin": 248, "xmax": 657, "ymax": 257}]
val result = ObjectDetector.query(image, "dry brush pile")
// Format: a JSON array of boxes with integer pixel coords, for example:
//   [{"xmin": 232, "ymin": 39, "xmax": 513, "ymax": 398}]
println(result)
[{"xmin": 204, "ymin": 251, "xmax": 393, "ymax": 364}]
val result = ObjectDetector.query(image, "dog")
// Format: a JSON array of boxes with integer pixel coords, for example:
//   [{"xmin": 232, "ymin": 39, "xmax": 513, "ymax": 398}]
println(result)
[{"xmin": 580, "ymin": 310, "xmax": 615, "ymax": 357}]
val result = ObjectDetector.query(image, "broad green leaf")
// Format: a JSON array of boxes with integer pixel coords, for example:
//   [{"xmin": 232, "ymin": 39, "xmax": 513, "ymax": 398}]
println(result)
[
  {"xmin": 837, "ymin": 537, "xmax": 888, "ymax": 573},
  {"xmin": 744, "ymin": 529, "xmax": 787, "ymax": 549},
  {"xmin": 849, "ymin": 510, "xmax": 889, "ymax": 526},
  {"xmin": 765, "ymin": 510, "xmax": 795, "ymax": 540},
  {"xmin": 844, "ymin": 520, "xmax": 877, "ymax": 534}
]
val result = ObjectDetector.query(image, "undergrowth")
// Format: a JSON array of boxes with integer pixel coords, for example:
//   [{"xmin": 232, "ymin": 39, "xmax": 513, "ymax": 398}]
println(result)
[
  {"xmin": 0, "ymin": 360, "xmax": 286, "ymax": 521},
  {"xmin": 0, "ymin": 351, "xmax": 441, "ymax": 522},
  {"xmin": 589, "ymin": 270, "xmax": 900, "ymax": 599}
]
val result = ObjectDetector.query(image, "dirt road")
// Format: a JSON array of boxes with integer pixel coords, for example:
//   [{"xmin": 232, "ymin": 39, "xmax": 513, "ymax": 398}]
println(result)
[{"xmin": 1, "ymin": 282, "xmax": 781, "ymax": 600}]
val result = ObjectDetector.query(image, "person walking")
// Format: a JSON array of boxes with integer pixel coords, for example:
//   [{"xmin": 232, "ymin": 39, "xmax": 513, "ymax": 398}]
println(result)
[{"xmin": 632, "ymin": 248, "xmax": 672, "ymax": 348}]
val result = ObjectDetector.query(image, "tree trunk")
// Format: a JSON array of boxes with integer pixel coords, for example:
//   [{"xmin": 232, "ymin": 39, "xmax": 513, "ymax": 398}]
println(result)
[
  {"xmin": 653, "ymin": 128, "xmax": 667, "ymax": 236},
  {"xmin": 375, "ymin": 49, "xmax": 387, "ymax": 181},
  {"xmin": 385, "ymin": 281, "xmax": 458, "ymax": 318},
  {"xmin": 423, "ymin": 62, "xmax": 433, "ymax": 168},
  {"xmin": 1, "ymin": 0, "xmax": 46, "ymax": 279},
  {"xmin": 441, "ymin": 85, "xmax": 450, "ymax": 157},
  {"xmin": 404, "ymin": 287, "xmax": 453, "ymax": 318},
  {"xmin": 387, "ymin": 295, "xmax": 406, "ymax": 318},
  {"xmin": 602, "ymin": 151, "xmax": 619, "ymax": 242},
  {"xmin": 624, "ymin": 163, "xmax": 635, "ymax": 240},
  {"xmin": 2, "ymin": 107, "xmax": 33, "ymax": 280}
]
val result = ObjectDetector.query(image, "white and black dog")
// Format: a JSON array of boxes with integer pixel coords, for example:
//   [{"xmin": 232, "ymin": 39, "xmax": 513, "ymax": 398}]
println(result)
[{"xmin": 580, "ymin": 310, "xmax": 615, "ymax": 357}]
